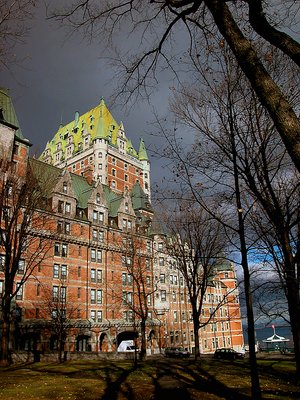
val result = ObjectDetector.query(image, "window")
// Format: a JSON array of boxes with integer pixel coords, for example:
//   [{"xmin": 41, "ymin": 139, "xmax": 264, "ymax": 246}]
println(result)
[
  {"xmin": 90, "ymin": 289, "xmax": 96, "ymax": 304},
  {"xmin": 127, "ymin": 220, "xmax": 132, "ymax": 230},
  {"xmin": 111, "ymin": 180, "xmax": 116, "ymax": 188},
  {"xmin": 53, "ymin": 264, "xmax": 59, "ymax": 278},
  {"xmin": 78, "ymin": 266, "xmax": 81, "ymax": 277},
  {"xmin": 57, "ymin": 221, "xmax": 63, "ymax": 233},
  {"xmin": 17, "ymin": 260, "xmax": 25, "ymax": 274},
  {"xmin": 77, "ymin": 287, "xmax": 81, "ymax": 298},
  {"xmin": 170, "ymin": 275, "xmax": 173, "ymax": 284},
  {"xmin": 97, "ymin": 269, "xmax": 102, "ymax": 283},
  {"xmin": 36, "ymin": 284, "xmax": 40, "ymax": 296},
  {"xmin": 158, "ymin": 242, "xmax": 163, "ymax": 250},
  {"xmin": 97, "ymin": 289, "xmax": 103, "ymax": 304},
  {"xmin": 92, "ymin": 229, "xmax": 97, "ymax": 241},
  {"xmin": 63, "ymin": 182, "xmax": 67, "ymax": 194},
  {"xmin": 62, "ymin": 244, "xmax": 67, "ymax": 257},
  {"xmin": 61, "ymin": 265, "xmax": 67, "ymax": 279},
  {"xmin": 52, "ymin": 286, "xmax": 59, "ymax": 301},
  {"xmin": 91, "ymin": 249, "xmax": 96, "ymax": 262},
  {"xmin": 97, "ymin": 250, "xmax": 102, "ymax": 262},
  {"xmin": 174, "ymin": 311, "xmax": 178, "ymax": 322},
  {"xmin": 127, "ymin": 292, "xmax": 133, "ymax": 304},
  {"xmin": 174, "ymin": 275, "xmax": 178, "ymax": 285},
  {"xmin": 15, "ymin": 284, "xmax": 23, "ymax": 301},
  {"xmin": 60, "ymin": 286, "xmax": 66, "ymax": 301},
  {"xmin": 90, "ymin": 310, "xmax": 96, "ymax": 321},
  {"xmin": 65, "ymin": 223, "xmax": 70, "ymax": 234},
  {"xmin": 96, "ymin": 193, "xmax": 101, "ymax": 204},
  {"xmin": 0, "ymin": 255, "xmax": 5, "ymax": 270},
  {"xmin": 99, "ymin": 212, "xmax": 104, "ymax": 222},
  {"xmin": 112, "ymin": 157, "xmax": 116, "ymax": 165},
  {"xmin": 146, "ymin": 276, "xmax": 151, "ymax": 287},
  {"xmin": 97, "ymin": 310, "xmax": 102, "ymax": 322},
  {"xmin": 58, "ymin": 201, "xmax": 64, "ymax": 213},
  {"xmin": 0, "ymin": 280, "xmax": 4, "ymax": 296},
  {"xmin": 99, "ymin": 231, "xmax": 104, "ymax": 242},
  {"xmin": 159, "ymin": 257, "xmax": 164, "ymax": 266},
  {"xmin": 159, "ymin": 274, "xmax": 165, "ymax": 283},
  {"xmin": 54, "ymin": 243, "xmax": 60, "ymax": 256},
  {"xmin": 65, "ymin": 203, "xmax": 71, "ymax": 214},
  {"xmin": 145, "ymin": 258, "xmax": 150, "ymax": 271},
  {"xmin": 147, "ymin": 294, "xmax": 151, "ymax": 306},
  {"xmin": 112, "ymin": 168, "xmax": 116, "ymax": 176},
  {"xmin": 91, "ymin": 269, "xmax": 96, "ymax": 282},
  {"xmin": 172, "ymin": 291, "xmax": 176, "ymax": 301},
  {"xmin": 161, "ymin": 290, "xmax": 166, "ymax": 301},
  {"xmin": 125, "ymin": 174, "xmax": 128, "ymax": 182},
  {"xmin": 122, "ymin": 272, "xmax": 127, "ymax": 284},
  {"xmin": 127, "ymin": 274, "xmax": 132, "ymax": 285}
]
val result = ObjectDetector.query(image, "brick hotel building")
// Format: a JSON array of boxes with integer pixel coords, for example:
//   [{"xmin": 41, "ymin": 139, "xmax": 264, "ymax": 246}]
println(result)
[{"xmin": 0, "ymin": 88, "xmax": 244, "ymax": 356}]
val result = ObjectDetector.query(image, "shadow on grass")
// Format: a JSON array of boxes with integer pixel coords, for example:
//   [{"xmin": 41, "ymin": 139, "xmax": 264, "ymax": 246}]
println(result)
[{"xmin": 148, "ymin": 360, "xmax": 251, "ymax": 400}]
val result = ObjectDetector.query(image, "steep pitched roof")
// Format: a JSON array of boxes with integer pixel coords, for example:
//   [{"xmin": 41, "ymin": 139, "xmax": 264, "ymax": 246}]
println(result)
[
  {"xmin": 0, "ymin": 88, "xmax": 31, "ymax": 144},
  {"xmin": 138, "ymin": 138, "xmax": 149, "ymax": 161},
  {"xmin": 41, "ymin": 97, "xmax": 141, "ymax": 161}
]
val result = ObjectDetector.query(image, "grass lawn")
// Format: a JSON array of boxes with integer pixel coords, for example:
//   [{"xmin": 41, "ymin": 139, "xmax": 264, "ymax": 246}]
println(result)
[{"xmin": 0, "ymin": 356, "xmax": 299, "ymax": 399}]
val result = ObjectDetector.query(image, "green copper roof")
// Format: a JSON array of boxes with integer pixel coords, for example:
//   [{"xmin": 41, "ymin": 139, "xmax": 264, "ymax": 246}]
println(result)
[
  {"xmin": 138, "ymin": 138, "xmax": 149, "ymax": 161},
  {"xmin": 131, "ymin": 182, "xmax": 153, "ymax": 212},
  {"xmin": 41, "ymin": 97, "xmax": 144, "ymax": 161},
  {"xmin": 0, "ymin": 88, "xmax": 30, "ymax": 143}
]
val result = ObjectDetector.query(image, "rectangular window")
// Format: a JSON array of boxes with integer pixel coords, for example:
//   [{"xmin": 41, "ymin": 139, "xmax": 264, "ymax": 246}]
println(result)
[
  {"xmin": 91, "ymin": 268, "xmax": 96, "ymax": 282},
  {"xmin": 97, "ymin": 269, "xmax": 102, "ymax": 283},
  {"xmin": 97, "ymin": 250, "xmax": 102, "ymax": 263},
  {"xmin": 122, "ymin": 272, "xmax": 127, "ymax": 284},
  {"xmin": 161, "ymin": 290, "xmax": 166, "ymax": 301},
  {"xmin": 60, "ymin": 286, "xmax": 66, "ymax": 301},
  {"xmin": 57, "ymin": 221, "xmax": 63, "ymax": 233},
  {"xmin": 77, "ymin": 287, "xmax": 81, "ymax": 298},
  {"xmin": 127, "ymin": 274, "xmax": 132, "ymax": 285},
  {"xmin": 170, "ymin": 275, "xmax": 173, "ymax": 284},
  {"xmin": 54, "ymin": 243, "xmax": 60, "ymax": 256},
  {"xmin": 159, "ymin": 257, "xmax": 164, "ymax": 266},
  {"xmin": 17, "ymin": 260, "xmax": 25, "ymax": 274},
  {"xmin": 91, "ymin": 249, "xmax": 96, "ymax": 262},
  {"xmin": 92, "ymin": 229, "xmax": 97, "ymax": 241},
  {"xmin": 65, "ymin": 203, "xmax": 71, "ymax": 214},
  {"xmin": 99, "ymin": 212, "xmax": 104, "ymax": 222},
  {"xmin": 90, "ymin": 310, "xmax": 96, "ymax": 321},
  {"xmin": 146, "ymin": 276, "xmax": 150, "ymax": 287},
  {"xmin": 61, "ymin": 265, "xmax": 67, "ymax": 279},
  {"xmin": 147, "ymin": 294, "xmax": 151, "ymax": 306},
  {"xmin": 99, "ymin": 231, "xmax": 104, "ymax": 241},
  {"xmin": 62, "ymin": 244, "xmax": 67, "ymax": 257},
  {"xmin": 174, "ymin": 311, "xmax": 178, "ymax": 322},
  {"xmin": 93, "ymin": 210, "xmax": 98, "ymax": 222},
  {"xmin": 172, "ymin": 291, "xmax": 176, "ymax": 301},
  {"xmin": 58, "ymin": 201, "xmax": 64, "ymax": 213},
  {"xmin": 53, "ymin": 264, "xmax": 59, "ymax": 278},
  {"xmin": 90, "ymin": 289, "xmax": 96, "ymax": 304},
  {"xmin": 65, "ymin": 223, "xmax": 70, "ymax": 234},
  {"xmin": 0, "ymin": 280, "xmax": 4, "ymax": 295},
  {"xmin": 52, "ymin": 286, "xmax": 59, "ymax": 301},
  {"xmin": 97, "ymin": 310, "xmax": 102, "ymax": 322},
  {"xmin": 97, "ymin": 289, "xmax": 103, "ymax": 304},
  {"xmin": 78, "ymin": 266, "xmax": 81, "ymax": 277},
  {"xmin": 127, "ymin": 220, "xmax": 132, "ymax": 230},
  {"xmin": 15, "ymin": 283, "xmax": 23, "ymax": 300},
  {"xmin": 159, "ymin": 274, "xmax": 165, "ymax": 283}
]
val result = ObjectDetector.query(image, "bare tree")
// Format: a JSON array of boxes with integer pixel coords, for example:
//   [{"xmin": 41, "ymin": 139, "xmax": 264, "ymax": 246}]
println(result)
[
  {"xmin": 0, "ymin": 154, "xmax": 52, "ymax": 365},
  {"xmin": 0, "ymin": 0, "xmax": 38, "ymax": 70},
  {"xmin": 39, "ymin": 281, "xmax": 79, "ymax": 363},
  {"xmin": 162, "ymin": 200, "xmax": 233, "ymax": 360},
  {"xmin": 119, "ymin": 232, "xmax": 157, "ymax": 361},
  {"xmin": 51, "ymin": 1, "xmax": 300, "ymax": 171}
]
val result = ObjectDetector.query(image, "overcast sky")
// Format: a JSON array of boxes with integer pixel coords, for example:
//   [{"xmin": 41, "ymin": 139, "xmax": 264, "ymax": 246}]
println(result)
[{"xmin": 1, "ymin": 2, "xmax": 176, "ymax": 187}]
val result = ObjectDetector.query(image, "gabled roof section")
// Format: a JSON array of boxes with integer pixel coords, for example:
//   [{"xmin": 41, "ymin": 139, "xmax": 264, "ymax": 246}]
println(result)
[
  {"xmin": 0, "ymin": 88, "xmax": 31, "ymax": 145},
  {"xmin": 29, "ymin": 158, "xmax": 62, "ymax": 197},
  {"xmin": 131, "ymin": 182, "xmax": 153, "ymax": 212}
]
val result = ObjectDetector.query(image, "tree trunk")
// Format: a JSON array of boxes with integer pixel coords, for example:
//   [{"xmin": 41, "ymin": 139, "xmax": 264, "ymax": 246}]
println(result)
[
  {"xmin": 0, "ymin": 299, "xmax": 11, "ymax": 366},
  {"xmin": 205, "ymin": 0, "xmax": 300, "ymax": 173},
  {"xmin": 231, "ymin": 129, "xmax": 261, "ymax": 398},
  {"xmin": 140, "ymin": 319, "xmax": 147, "ymax": 360},
  {"xmin": 193, "ymin": 306, "xmax": 200, "ymax": 360}
]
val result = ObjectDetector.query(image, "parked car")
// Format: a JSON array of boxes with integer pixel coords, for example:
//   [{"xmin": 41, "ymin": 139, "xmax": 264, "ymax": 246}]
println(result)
[
  {"xmin": 165, "ymin": 347, "xmax": 190, "ymax": 358},
  {"xmin": 214, "ymin": 348, "xmax": 245, "ymax": 360}
]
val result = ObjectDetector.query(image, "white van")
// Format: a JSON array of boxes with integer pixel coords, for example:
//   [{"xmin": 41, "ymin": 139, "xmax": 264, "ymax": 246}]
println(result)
[{"xmin": 117, "ymin": 340, "xmax": 138, "ymax": 352}]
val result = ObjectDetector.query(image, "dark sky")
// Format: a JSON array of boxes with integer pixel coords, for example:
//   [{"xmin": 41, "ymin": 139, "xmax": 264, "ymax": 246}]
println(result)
[{"xmin": 1, "ymin": 2, "xmax": 174, "ymax": 187}]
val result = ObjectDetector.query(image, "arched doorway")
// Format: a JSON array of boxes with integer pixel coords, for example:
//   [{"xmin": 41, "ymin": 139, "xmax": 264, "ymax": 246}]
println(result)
[
  {"xmin": 76, "ymin": 334, "xmax": 91, "ymax": 352},
  {"xmin": 99, "ymin": 332, "xmax": 110, "ymax": 352},
  {"xmin": 117, "ymin": 330, "xmax": 138, "ymax": 347}
]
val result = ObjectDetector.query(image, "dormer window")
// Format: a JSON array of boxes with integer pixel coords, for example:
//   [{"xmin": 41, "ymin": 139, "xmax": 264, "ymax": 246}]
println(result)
[
  {"xmin": 125, "ymin": 202, "xmax": 129, "ymax": 212},
  {"xmin": 63, "ymin": 182, "xmax": 67, "ymax": 194},
  {"xmin": 96, "ymin": 193, "xmax": 101, "ymax": 204}
]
